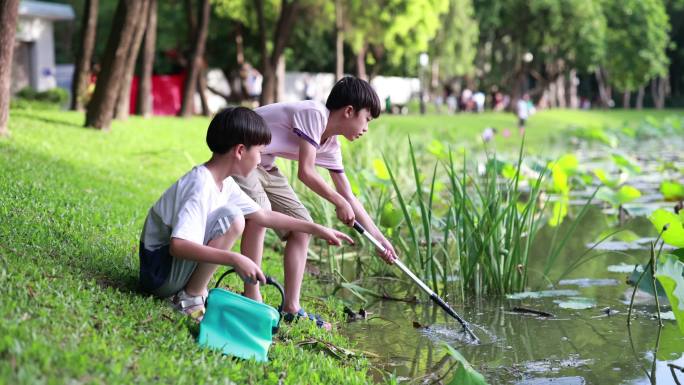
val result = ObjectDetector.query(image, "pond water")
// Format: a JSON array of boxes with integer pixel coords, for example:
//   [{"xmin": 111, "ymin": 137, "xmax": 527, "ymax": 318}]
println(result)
[
  {"xmin": 339, "ymin": 143, "xmax": 684, "ymax": 384},
  {"xmin": 341, "ymin": 209, "xmax": 684, "ymax": 384}
]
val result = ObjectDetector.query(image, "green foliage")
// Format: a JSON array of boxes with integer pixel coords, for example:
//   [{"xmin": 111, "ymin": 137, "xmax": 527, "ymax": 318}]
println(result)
[
  {"xmin": 603, "ymin": 0, "xmax": 671, "ymax": 91},
  {"xmin": 611, "ymin": 153, "xmax": 641, "ymax": 175},
  {"xmin": 526, "ymin": 0, "xmax": 606, "ymax": 71},
  {"xmin": 444, "ymin": 344, "xmax": 489, "ymax": 385},
  {"xmin": 655, "ymin": 254, "xmax": 684, "ymax": 334},
  {"xmin": 429, "ymin": 0, "xmax": 479, "ymax": 79},
  {"xmin": 649, "ymin": 209, "xmax": 684, "ymax": 248},
  {"xmin": 11, "ymin": 87, "xmax": 69, "ymax": 110},
  {"xmin": 595, "ymin": 185, "xmax": 642, "ymax": 208},
  {"xmin": 661, "ymin": 180, "xmax": 684, "ymax": 201},
  {"xmin": 473, "ymin": 0, "xmax": 606, "ymax": 90},
  {"xmin": 344, "ymin": 0, "xmax": 449, "ymax": 71}
]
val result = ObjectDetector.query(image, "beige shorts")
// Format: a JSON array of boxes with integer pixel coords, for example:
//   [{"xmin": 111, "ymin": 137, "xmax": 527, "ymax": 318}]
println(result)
[{"xmin": 233, "ymin": 165, "xmax": 312, "ymax": 240}]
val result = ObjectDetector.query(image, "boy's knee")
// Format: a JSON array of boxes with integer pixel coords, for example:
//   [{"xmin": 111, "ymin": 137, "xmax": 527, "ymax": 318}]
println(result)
[
  {"xmin": 229, "ymin": 214, "xmax": 245, "ymax": 234},
  {"xmin": 205, "ymin": 205, "xmax": 244, "ymax": 243}
]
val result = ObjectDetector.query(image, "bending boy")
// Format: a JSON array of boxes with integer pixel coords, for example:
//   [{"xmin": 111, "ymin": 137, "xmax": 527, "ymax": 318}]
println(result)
[
  {"xmin": 139, "ymin": 107, "xmax": 352, "ymax": 319},
  {"xmin": 235, "ymin": 77, "xmax": 398, "ymax": 329}
]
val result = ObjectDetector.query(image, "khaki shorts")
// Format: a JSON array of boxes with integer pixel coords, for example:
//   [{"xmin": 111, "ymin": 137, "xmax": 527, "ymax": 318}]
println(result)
[{"xmin": 233, "ymin": 165, "xmax": 312, "ymax": 240}]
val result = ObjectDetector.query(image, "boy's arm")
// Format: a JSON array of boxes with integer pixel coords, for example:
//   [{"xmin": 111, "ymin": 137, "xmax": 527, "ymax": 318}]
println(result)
[
  {"xmin": 245, "ymin": 209, "xmax": 354, "ymax": 245},
  {"xmin": 330, "ymin": 171, "xmax": 398, "ymax": 264},
  {"xmin": 169, "ymin": 238, "xmax": 266, "ymax": 284},
  {"xmin": 296, "ymin": 138, "xmax": 355, "ymax": 225}
]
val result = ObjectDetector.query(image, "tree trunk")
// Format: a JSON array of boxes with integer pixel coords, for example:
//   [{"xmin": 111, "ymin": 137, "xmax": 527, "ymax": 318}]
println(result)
[
  {"xmin": 555, "ymin": 75, "xmax": 566, "ymax": 108},
  {"xmin": 197, "ymin": 64, "xmax": 210, "ymax": 116},
  {"xmin": 595, "ymin": 67, "xmax": 612, "ymax": 108},
  {"xmin": 651, "ymin": 77, "xmax": 667, "ymax": 109},
  {"xmin": 566, "ymin": 69, "xmax": 578, "ymax": 109},
  {"xmin": 549, "ymin": 81, "xmax": 558, "ymax": 108},
  {"xmin": 356, "ymin": 44, "xmax": 367, "ymax": 81},
  {"xmin": 0, "ymin": 0, "xmax": 19, "ymax": 137},
  {"xmin": 136, "ymin": 0, "xmax": 156, "ymax": 117},
  {"xmin": 71, "ymin": 0, "xmax": 98, "ymax": 111},
  {"xmin": 275, "ymin": 55, "xmax": 285, "ymax": 102},
  {"xmin": 622, "ymin": 91, "xmax": 630, "ymax": 109},
  {"xmin": 115, "ymin": 0, "xmax": 150, "ymax": 120},
  {"xmin": 85, "ymin": 0, "xmax": 144, "ymax": 130},
  {"xmin": 235, "ymin": 23, "xmax": 244, "ymax": 67},
  {"xmin": 185, "ymin": 0, "xmax": 197, "ymax": 43},
  {"xmin": 256, "ymin": 0, "xmax": 299, "ymax": 106},
  {"xmin": 178, "ymin": 0, "xmax": 210, "ymax": 117},
  {"xmin": 335, "ymin": 0, "xmax": 344, "ymax": 80},
  {"xmin": 635, "ymin": 86, "xmax": 644, "ymax": 110},
  {"xmin": 537, "ymin": 88, "xmax": 549, "ymax": 109},
  {"xmin": 234, "ymin": 23, "xmax": 248, "ymax": 102},
  {"xmin": 255, "ymin": 0, "xmax": 271, "ymax": 105},
  {"xmin": 368, "ymin": 45, "xmax": 384, "ymax": 80}
]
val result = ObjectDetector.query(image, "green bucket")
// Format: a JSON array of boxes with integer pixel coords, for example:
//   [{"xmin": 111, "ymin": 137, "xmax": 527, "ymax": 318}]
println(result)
[{"xmin": 198, "ymin": 270, "xmax": 284, "ymax": 362}]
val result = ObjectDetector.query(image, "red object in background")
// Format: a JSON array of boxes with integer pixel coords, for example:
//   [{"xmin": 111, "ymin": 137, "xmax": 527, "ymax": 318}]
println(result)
[{"xmin": 129, "ymin": 73, "xmax": 186, "ymax": 116}]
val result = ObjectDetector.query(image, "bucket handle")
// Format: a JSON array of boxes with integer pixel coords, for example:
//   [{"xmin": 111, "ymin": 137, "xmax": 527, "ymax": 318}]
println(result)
[{"xmin": 214, "ymin": 269, "xmax": 285, "ymax": 315}]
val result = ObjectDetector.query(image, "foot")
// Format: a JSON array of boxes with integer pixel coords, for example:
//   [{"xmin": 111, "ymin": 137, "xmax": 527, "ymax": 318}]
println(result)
[
  {"xmin": 170, "ymin": 289, "xmax": 206, "ymax": 321},
  {"xmin": 282, "ymin": 308, "xmax": 332, "ymax": 331}
]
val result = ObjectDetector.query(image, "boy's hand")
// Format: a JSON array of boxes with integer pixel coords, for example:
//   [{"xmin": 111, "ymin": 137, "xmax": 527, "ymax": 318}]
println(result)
[
  {"xmin": 335, "ymin": 200, "xmax": 355, "ymax": 226},
  {"xmin": 233, "ymin": 254, "xmax": 266, "ymax": 285},
  {"xmin": 376, "ymin": 236, "xmax": 398, "ymax": 265},
  {"xmin": 316, "ymin": 226, "xmax": 355, "ymax": 246}
]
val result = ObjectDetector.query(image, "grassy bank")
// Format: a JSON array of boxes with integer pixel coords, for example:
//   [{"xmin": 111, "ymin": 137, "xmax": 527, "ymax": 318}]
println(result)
[
  {"xmin": 0, "ymin": 110, "xmax": 378, "ymax": 384},
  {"xmin": 1, "ymin": 108, "xmax": 681, "ymax": 383}
]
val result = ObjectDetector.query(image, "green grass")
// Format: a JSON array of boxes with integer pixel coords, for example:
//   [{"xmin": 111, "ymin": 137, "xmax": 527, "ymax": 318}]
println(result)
[
  {"xmin": 1, "ymin": 107, "xmax": 682, "ymax": 383},
  {"xmin": 375, "ymin": 108, "xmax": 684, "ymax": 151}
]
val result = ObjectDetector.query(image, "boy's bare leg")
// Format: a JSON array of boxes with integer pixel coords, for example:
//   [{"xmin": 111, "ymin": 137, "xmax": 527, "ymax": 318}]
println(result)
[
  {"xmin": 282, "ymin": 231, "xmax": 310, "ymax": 313},
  {"xmin": 241, "ymin": 219, "xmax": 266, "ymax": 302},
  {"xmin": 184, "ymin": 215, "xmax": 245, "ymax": 297}
]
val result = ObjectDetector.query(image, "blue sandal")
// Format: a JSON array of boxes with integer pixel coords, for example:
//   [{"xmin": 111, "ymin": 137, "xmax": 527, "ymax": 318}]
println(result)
[{"xmin": 283, "ymin": 309, "xmax": 332, "ymax": 330}]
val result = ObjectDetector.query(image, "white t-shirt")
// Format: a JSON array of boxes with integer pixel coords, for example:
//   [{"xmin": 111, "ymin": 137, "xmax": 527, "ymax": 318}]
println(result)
[
  {"xmin": 517, "ymin": 99, "xmax": 529, "ymax": 119},
  {"xmin": 141, "ymin": 165, "xmax": 261, "ymax": 250},
  {"xmin": 256, "ymin": 100, "xmax": 344, "ymax": 173}
]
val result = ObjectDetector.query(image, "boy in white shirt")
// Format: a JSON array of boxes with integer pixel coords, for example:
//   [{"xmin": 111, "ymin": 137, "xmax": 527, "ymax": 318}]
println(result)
[
  {"xmin": 517, "ymin": 93, "xmax": 533, "ymax": 135},
  {"xmin": 234, "ymin": 77, "xmax": 398, "ymax": 330},
  {"xmin": 139, "ymin": 107, "xmax": 352, "ymax": 319}
]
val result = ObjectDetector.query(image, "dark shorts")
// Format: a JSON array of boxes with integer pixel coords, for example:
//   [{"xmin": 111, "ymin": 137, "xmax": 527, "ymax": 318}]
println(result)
[{"xmin": 139, "ymin": 204, "xmax": 242, "ymax": 298}]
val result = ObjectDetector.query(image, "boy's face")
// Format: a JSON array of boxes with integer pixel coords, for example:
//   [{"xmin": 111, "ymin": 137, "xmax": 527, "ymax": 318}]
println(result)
[
  {"xmin": 341, "ymin": 107, "xmax": 372, "ymax": 141},
  {"xmin": 237, "ymin": 144, "xmax": 265, "ymax": 177}
]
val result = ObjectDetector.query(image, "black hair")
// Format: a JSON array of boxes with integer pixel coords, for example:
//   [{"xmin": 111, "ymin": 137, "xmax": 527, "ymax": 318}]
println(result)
[
  {"xmin": 325, "ymin": 76, "xmax": 381, "ymax": 118},
  {"xmin": 206, "ymin": 107, "xmax": 271, "ymax": 154}
]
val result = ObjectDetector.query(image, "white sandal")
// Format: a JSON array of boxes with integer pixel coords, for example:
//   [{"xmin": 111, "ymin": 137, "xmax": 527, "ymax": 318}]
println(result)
[{"xmin": 170, "ymin": 290, "xmax": 206, "ymax": 321}]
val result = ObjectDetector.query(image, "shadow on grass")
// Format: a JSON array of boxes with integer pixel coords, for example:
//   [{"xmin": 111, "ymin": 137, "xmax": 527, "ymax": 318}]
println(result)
[{"xmin": 11, "ymin": 109, "xmax": 84, "ymax": 130}]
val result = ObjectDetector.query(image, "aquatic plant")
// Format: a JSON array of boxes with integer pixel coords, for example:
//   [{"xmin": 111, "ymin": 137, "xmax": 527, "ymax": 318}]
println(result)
[
  {"xmin": 443, "ymin": 144, "xmax": 547, "ymax": 296},
  {"xmin": 384, "ymin": 139, "xmax": 444, "ymax": 291},
  {"xmin": 595, "ymin": 185, "xmax": 642, "ymax": 210},
  {"xmin": 443, "ymin": 344, "xmax": 489, "ymax": 385},
  {"xmin": 660, "ymin": 180, "xmax": 684, "ymax": 202},
  {"xmin": 628, "ymin": 208, "xmax": 684, "ymax": 335}
]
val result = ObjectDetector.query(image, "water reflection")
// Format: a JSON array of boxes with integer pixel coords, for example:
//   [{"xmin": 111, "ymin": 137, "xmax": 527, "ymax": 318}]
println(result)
[{"xmin": 344, "ymin": 294, "xmax": 684, "ymax": 383}]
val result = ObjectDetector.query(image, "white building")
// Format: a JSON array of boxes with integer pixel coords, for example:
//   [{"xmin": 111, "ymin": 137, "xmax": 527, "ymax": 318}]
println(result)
[{"xmin": 12, "ymin": 1, "xmax": 75, "ymax": 94}]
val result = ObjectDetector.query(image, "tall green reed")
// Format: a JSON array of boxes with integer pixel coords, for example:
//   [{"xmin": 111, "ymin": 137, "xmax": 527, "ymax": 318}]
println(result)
[{"xmin": 443, "ymin": 141, "xmax": 547, "ymax": 296}]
